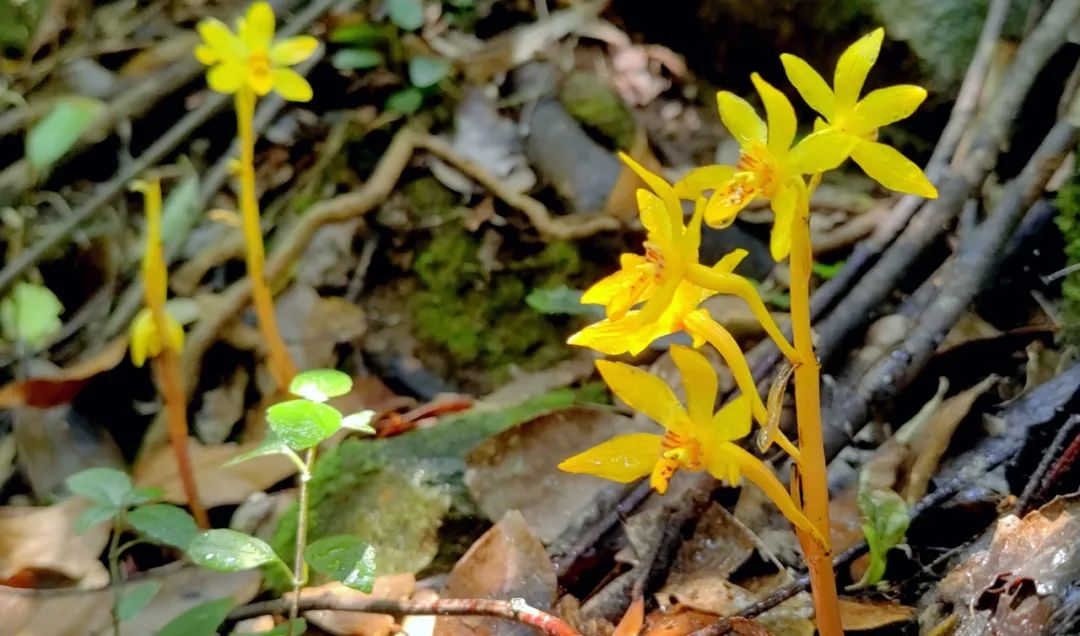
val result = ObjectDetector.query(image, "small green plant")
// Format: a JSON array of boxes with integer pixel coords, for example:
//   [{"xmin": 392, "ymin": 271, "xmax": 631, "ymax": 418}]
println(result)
[
  {"xmin": 328, "ymin": 0, "xmax": 459, "ymax": 114},
  {"xmin": 0, "ymin": 279, "xmax": 63, "ymax": 350},
  {"xmin": 66, "ymin": 467, "xmax": 194, "ymax": 635},
  {"xmin": 851, "ymin": 478, "xmax": 910, "ymax": 590},
  {"xmin": 66, "ymin": 369, "xmax": 375, "ymax": 636}
]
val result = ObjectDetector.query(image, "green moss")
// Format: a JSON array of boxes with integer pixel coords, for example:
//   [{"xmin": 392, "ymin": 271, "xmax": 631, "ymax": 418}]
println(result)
[
  {"xmin": 409, "ymin": 229, "xmax": 584, "ymax": 384},
  {"xmin": 559, "ymin": 71, "xmax": 636, "ymax": 150},
  {"xmin": 1055, "ymin": 149, "xmax": 1080, "ymax": 343}
]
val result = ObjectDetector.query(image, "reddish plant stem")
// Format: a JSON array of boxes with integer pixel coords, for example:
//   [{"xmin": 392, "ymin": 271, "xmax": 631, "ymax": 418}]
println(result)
[
  {"xmin": 227, "ymin": 596, "xmax": 581, "ymax": 636},
  {"xmin": 151, "ymin": 349, "xmax": 209, "ymax": 528}
]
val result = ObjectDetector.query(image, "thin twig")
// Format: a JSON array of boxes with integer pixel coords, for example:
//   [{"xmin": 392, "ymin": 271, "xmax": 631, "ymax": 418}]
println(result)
[
  {"xmin": 226, "ymin": 595, "xmax": 581, "ymax": 636},
  {"xmin": 1016, "ymin": 414, "xmax": 1080, "ymax": 514},
  {"xmin": 816, "ymin": 0, "xmax": 1080, "ymax": 372}
]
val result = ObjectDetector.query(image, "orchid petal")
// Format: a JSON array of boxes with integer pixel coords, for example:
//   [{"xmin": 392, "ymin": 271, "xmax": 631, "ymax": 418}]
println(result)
[
  {"xmin": 851, "ymin": 140, "xmax": 938, "ymax": 198},
  {"xmin": 596, "ymin": 360, "xmax": 689, "ymax": 432},
  {"xmin": 670, "ymin": 345, "xmax": 718, "ymax": 425},
  {"xmin": 559, "ymin": 433, "xmax": 662, "ymax": 483},
  {"xmin": 717, "ymin": 91, "xmax": 767, "ymax": 147},
  {"xmin": 780, "ymin": 53, "xmax": 835, "ymax": 120},
  {"xmin": 834, "ymin": 28, "xmax": 883, "ymax": 112},
  {"xmin": 751, "ymin": 73, "xmax": 797, "ymax": 155},
  {"xmin": 849, "ymin": 84, "xmax": 927, "ymax": 135}
]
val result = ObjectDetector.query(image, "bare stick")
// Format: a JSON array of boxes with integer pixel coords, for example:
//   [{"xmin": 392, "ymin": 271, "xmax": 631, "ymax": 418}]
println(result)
[
  {"xmin": 227, "ymin": 595, "xmax": 581, "ymax": 636},
  {"xmin": 823, "ymin": 112, "xmax": 1078, "ymax": 459}
]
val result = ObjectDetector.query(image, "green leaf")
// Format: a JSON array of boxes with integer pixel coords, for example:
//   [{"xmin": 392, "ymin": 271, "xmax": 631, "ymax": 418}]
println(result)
[
  {"xmin": 235, "ymin": 619, "xmax": 307, "ymax": 636},
  {"xmin": 66, "ymin": 467, "xmax": 134, "ymax": 508},
  {"xmin": 305, "ymin": 535, "xmax": 376, "ymax": 592},
  {"xmin": 76, "ymin": 502, "xmax": 118, "ymax": 534},
  {"xmin": 341, "ymin": 411, "xmax": 376, "ymax": 435},
  {"xmin": 386, "ymin": 87, "xmax": 423, "ymax": 114},
  {"xmin": 290, "ymin": 369, "xmax": 353, "ymax": 403},
  {"xmin": 812, "ymin": 260, "xmax": 846, "ymax": 280},
  {"xmin": 187, "ymin": 529, "xmax": 282, "ymax": 572},
  {"xmin": 408, "ymin": 56, "xmax": 449, "ymax": 88},
  {"xmin": 266, "ymin": 399, "xmax": 343, "ymax": 451},
  {"xmin": 160, "ymin": 173, "xmax": 202, "ymax": 258},
  {"xmin": 332, "ymin": 48, "xmax": 385, "ymax": 70},
  {"xmin": 128, "ymin": 504, "xmax": 198, "ymax": 550},
  {"xmin": 155, "ymin": 597, "xmax": 234, "ymax": 636},
  {"xmin": 387, "ymin": 0, "xmax": 424, "ymax": 31},
  {"xmin": 525, "ymin": 285, "xmax": 602, "ymax": 317},
  {"xmin": 128, "ymin": 486, "xmax": 164, "ymax": 506},
  {"xmin": 223, "ymin": 432, "xmax": 293, "ymax": 467},
  {"xmin": 26, "ymin": 96, "xmax": 105, "ymax": 170},
  {"xmin": 0, "ymin": 281, "xmax": 63, "ymax": 348},
  {"xmin": 330, "ymin": 22, "xmax": 384, "ymax": 46},
  {"xmin": 853, "ymin": 484, "xmax": 910, "ymax": 589},
  {"xmin": 446, "ymin": 0, "xmax": 474, "ymax": 7},
  {"xmin": 117, "ymin": 580, "xmax": 162, "ymax": 622}
]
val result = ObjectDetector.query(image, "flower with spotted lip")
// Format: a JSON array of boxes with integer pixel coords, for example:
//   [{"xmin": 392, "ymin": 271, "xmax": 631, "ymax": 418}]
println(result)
[
  {"xmin": 570, "ymin": 153, "xmax": 795, "ymax": 361},
  {"xmin": 195, "ymin": 1, "xmax": 318, "ymax": 102},
  {"xmin": 675, "ymin": 74, "xmax": 855, "ymax": 260},
  {"xmin": 780, "ymin": 28, "xmax": 938, "ymax": 199},
  {"xmin": 559, "ymin": 345, "xmax": 819, "ymax": 541}
]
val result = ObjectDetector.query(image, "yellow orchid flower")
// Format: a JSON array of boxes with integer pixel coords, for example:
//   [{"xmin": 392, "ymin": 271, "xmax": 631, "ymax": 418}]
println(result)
[
  {"xmin": 195, "ymin": 1, "xmax": 318, "ymax": 102},
  {"xmin": 129, "ymin": 179, "xmax": 184, "ymax": 368},
  {"xmin": 129, "ymin": 307, "xmax": 184, "ymax": 368},
  {"xmin": 559, "ymin": 345, "xmax": 819, "ymax": 540},
  {"xmin": 780, "ymin": 29, "xmax": 938, "ymax": 199},
  {"xmin": 676, "ymin": 74, "xmax": 855, "ymax": 260},
  {"xmin": 571, "ymin": 154, "xmax": 796, "ymax": 361}
]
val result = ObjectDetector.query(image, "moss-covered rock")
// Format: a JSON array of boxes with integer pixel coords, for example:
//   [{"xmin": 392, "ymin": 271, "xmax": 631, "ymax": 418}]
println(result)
[
  {"xmin": 269, "ymin": 390, "xmax": 589, "ymax": 589},
  {"xmin": 408, "ymin": 228, "xmax": 585, "ymax": 387}
]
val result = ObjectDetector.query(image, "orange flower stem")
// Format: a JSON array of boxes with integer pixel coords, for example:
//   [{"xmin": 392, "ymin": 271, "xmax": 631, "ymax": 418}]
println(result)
[
  {"xmin": 235, "ymin": 86, "xmax": 297, "ymax": 389},
  {"xmin": 788, "ymin": 180, "xmax": 842, "ymax": 635},
  {"xmin": 684, "ymin": 311, "xmax": 801, "ymax": 463},
  {"xmin": 151, "ymin": 347, "xmax": 210, "ymax": 528}
]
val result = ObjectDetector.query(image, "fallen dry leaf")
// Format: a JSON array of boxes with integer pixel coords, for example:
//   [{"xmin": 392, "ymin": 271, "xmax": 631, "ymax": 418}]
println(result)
[
  {"xmin": 436, "ymin": 510, "xmax": 558, "ymax": 636},
  {"xmin": 900, "ymin": 374, "xmax": 998, "ymax": 502},
  {"xmin": 108, "ymin": 567, "xmax": 260, "ymax": 635},
  {"xmin": 0, "ymin": 337, "xmax": 128, "ymax": 408},
  {"xmin": 134, "ymin": 439, "xmax": 297, "ymax": 507},
  {"xmin": 837, "ymin": 598, "xmax": 914, "ymax": 631},
  {"xmin": 194, "ymin": 366, "xmax": 249, "ymax": 444},
  {"xmin": 930, "ymin": 495, "xmax": 1080, "ymax": 636},
  {"xmin": 0, "ymin": 498, "xmax": 110, "ymax": 588},
  {"xmin": 465, "ymin": 407, "xmax": 653, "ymax": 548},
  {"xmin": 300, "ymin": 575, "xmax": 416, "ymax": 636},
  {"xmin": 276, "ymin": 284, "xmax": 367, "ymax": 372}
]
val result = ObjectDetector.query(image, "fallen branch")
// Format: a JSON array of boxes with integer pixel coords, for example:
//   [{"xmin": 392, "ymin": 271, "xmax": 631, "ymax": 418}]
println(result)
[
  {"xmin": 815, "ymin": 0, "xmax": 1079, "ymax": 369},
  {"xmin": 226, "ymin": 595, "xmax": 581, "ymax": 636},
  {"xmin": 823, "ymin": 105, "xmax": 1079, "ymax": 459},
  {"xmin": 807, "ymin": 0, "xmax": 1013, "ymax": 322}
]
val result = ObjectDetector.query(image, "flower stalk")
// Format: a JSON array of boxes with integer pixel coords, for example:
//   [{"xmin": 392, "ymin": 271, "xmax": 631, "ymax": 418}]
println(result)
[
  {"xmin": 234, "ymin": 84, "xmax": 297, "ymax": 389},
  {"xmin": 130, "ymin": 179, "xmax": 209, "ymax": 529}
]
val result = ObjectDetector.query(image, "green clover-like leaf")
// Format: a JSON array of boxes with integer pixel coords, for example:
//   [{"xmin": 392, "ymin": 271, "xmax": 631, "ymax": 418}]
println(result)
[
  {"xmin": 289, "ymin": 369, "xmax": 353, "ymax": 403},
  {"xmin": 156, "ymin": 597, "xmax": 234, "ymax": 636},
  {"xmin": 117, "ymin": 580, "xmax": 162, "ymax": 622},
  {"xmin": 66, "ymin": 467, "xmax": 133, "ymax": 508},
  {"xmin": 305, "ymin": 535, "xmax": 376, "ymax": 593},
  {"xmin": 266, "ymin": 399, "xmax": 343, "ymax": 451},
  {"xmin": 187, "ymin": 529, "xmax": 283, "ymax": 573},
  {"xmin": 128, "ymin": 504, "xmax": 198, "ymax": 550}
]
